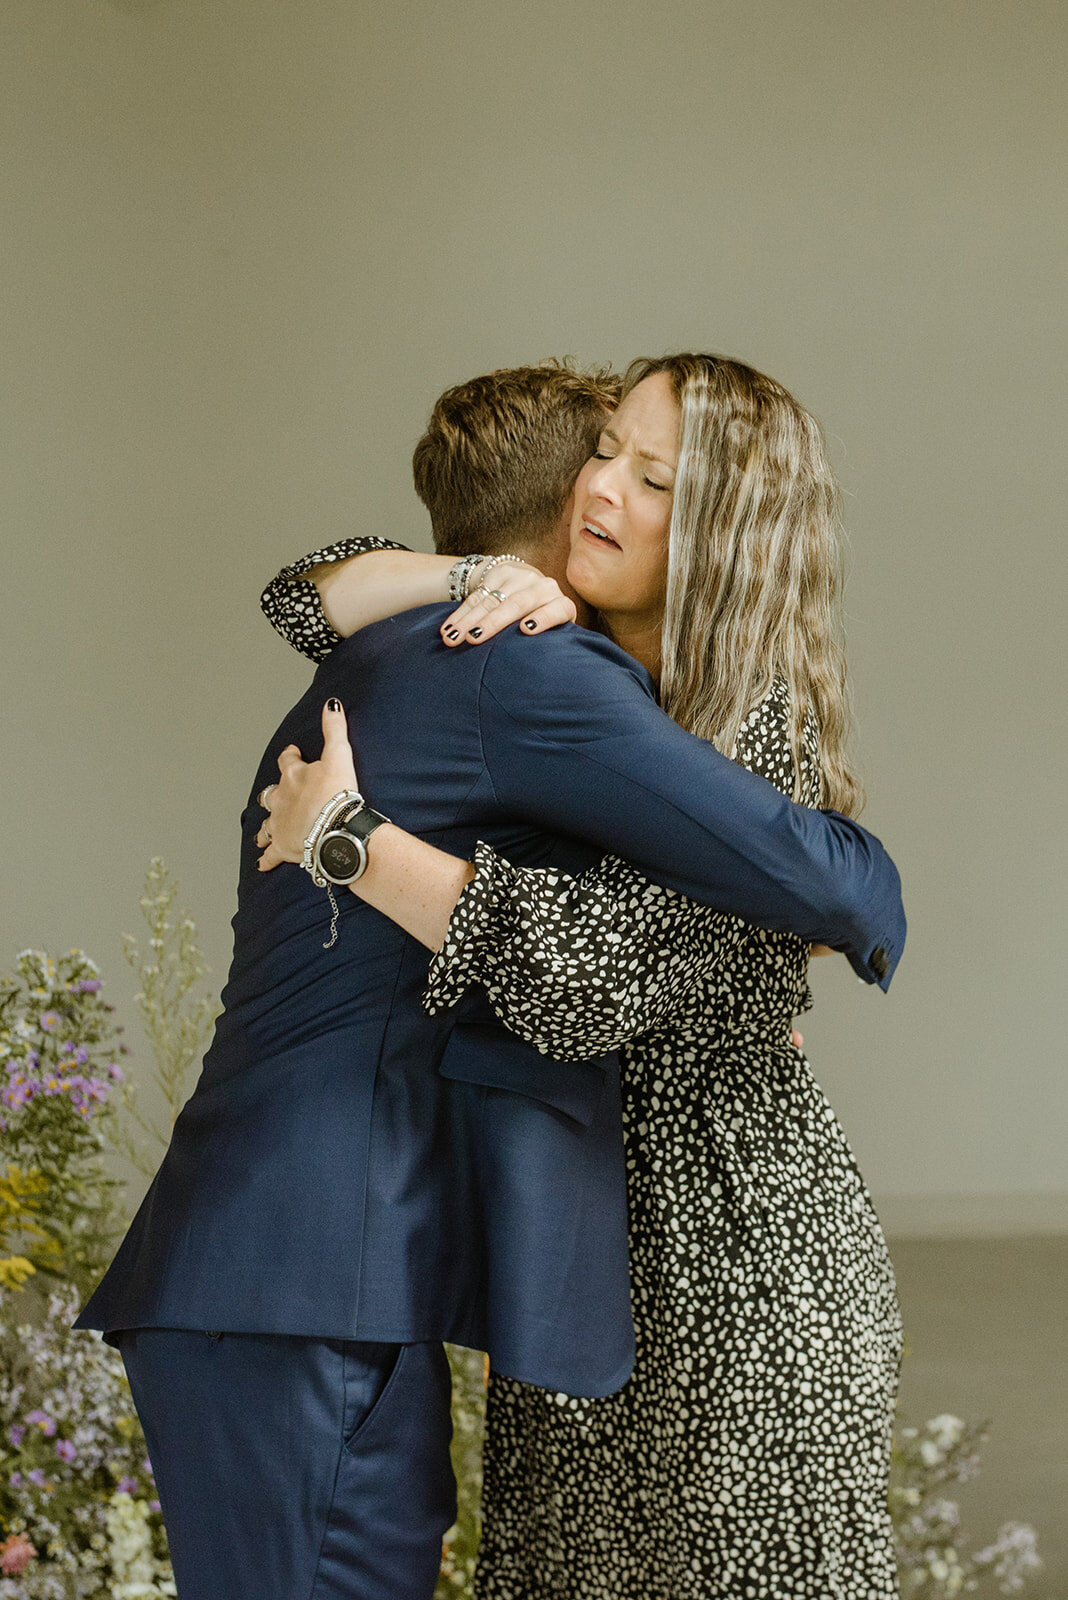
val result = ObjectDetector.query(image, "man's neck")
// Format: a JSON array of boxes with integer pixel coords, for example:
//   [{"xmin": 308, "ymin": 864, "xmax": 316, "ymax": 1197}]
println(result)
[
  {"xmin": 599, "ymin": 611, "xmax": 662, "ymax": 686},
  {"xmin": 498, "ymin": 536, "xmax": 593, "ymax": 629}
]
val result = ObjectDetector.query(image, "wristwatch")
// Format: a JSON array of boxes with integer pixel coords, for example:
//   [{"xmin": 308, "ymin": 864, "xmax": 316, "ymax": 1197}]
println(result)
[{"xmin": 314, "ymin": 804, "xmax": 392, "ymax": 885}]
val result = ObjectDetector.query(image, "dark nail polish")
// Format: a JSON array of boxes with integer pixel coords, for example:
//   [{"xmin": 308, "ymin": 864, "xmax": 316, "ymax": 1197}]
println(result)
[
  {"xmin": 444, "ymin": 628, "xmax": 460, "ymax": 640},
  {"xmin": 327, "ymin": 698, "xmax": 342, "ymax": 713},
  {"xmin": 524, "ymin": 619, "xmax": 537, "ymax": 630},
  {"xmin": 469, "ymin": 628, "xmax": 482, "ymax": 639}
]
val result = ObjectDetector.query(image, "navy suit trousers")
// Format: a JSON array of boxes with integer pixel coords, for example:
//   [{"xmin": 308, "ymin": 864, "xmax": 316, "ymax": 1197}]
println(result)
[{"xmin": 119, "ymin": 1330, "xmax": 456, "ymax": 1600}]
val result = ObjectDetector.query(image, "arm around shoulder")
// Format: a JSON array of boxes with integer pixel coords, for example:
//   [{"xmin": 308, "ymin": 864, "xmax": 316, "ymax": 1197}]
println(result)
[{"xmin": 477, "ymin": 624, "xmax": 906, "ymax": 988}]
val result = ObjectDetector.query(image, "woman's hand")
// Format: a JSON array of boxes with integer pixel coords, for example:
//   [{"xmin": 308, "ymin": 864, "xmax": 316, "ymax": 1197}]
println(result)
[
  {"xmin": 257, "ymin": 700, "xmax": 360, "ymax": 871},
  {"xmin": 440, "ymin": 559, "xmax": 577, "ymax": 647}
]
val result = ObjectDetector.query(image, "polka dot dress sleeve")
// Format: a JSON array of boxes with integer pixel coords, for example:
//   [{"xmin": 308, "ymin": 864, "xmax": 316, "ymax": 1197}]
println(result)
[
  {"xmin": 423, "ymin": 843, "xmax": 747, "ymax": 1060},
  {"xmin": 259, "ymin": 536, "xmax": 412, "ymax": 663}
]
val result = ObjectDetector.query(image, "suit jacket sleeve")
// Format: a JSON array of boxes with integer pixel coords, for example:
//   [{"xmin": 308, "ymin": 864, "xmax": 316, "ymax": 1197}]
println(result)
[{"xmin": 476, "ymin": 624, "xmax": 905, "ymax": 989}]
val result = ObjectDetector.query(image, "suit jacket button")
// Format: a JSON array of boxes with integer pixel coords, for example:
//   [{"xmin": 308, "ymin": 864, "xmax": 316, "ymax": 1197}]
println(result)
[{"xmin": 870, "ymin": 946, "xmax": 889, "ymax": 981}]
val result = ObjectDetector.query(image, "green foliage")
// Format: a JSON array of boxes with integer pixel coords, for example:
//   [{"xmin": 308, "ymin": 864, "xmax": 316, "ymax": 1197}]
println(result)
[
  {"xmin": 435, "ymin": 1346, "xmax": 487, "ymax": 1600},
  {"xmin": 114, "ymin": 858, "xmax": 217, "ymax": 1176}
]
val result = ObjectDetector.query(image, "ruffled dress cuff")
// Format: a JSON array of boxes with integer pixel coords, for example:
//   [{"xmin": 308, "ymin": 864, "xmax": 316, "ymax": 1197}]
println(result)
[
  {"xmin": 259, "ymin": 536, "xmax": 411, "ymax": 662},
  {"xmin": 423, "ymin": 841, "xmax": 518, "ymax": 1016}
]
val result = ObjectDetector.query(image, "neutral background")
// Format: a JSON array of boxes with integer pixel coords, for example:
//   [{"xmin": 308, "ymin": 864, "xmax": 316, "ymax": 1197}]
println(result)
[{"xmin": 1, "ymin": 0, "xmax": 1065, "ymax": 1577}]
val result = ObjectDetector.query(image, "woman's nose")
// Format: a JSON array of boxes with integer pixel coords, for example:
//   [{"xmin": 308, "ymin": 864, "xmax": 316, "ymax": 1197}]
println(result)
[{"xmin": 587, "ymin": 456, "xmax": 623, "ymax": 502}]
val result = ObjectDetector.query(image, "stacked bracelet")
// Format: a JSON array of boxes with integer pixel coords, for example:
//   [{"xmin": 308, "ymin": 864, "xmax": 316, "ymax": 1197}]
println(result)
[
  {"xmin": 302, "ymin": 790, "xmax": 363, "ymax": 885},
  {"xmin": 301, "ymin": 789, "xmax": 393, "ymax": 949},
  {"xmin": 448, "ymin": 554, "xmax": 487, "ymax": 603},
  {"xmin": 447, "ymin": 552, "xmax": 529, "ymax": 604}
]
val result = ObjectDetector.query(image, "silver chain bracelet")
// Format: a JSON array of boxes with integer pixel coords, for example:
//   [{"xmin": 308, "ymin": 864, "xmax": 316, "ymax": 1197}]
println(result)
[{"xmin": 301, "ymin": 789, "xmax": 363, "ymax": 948}]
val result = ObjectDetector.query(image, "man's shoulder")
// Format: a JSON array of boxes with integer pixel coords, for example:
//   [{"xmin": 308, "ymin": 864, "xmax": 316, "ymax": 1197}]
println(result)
[
  {"xmin": 479, "ymin": 621, "xmax": 654, "ymax": 701},
  {"xmin": 325, "ymin": 611, "xmax": 654, "ymax": 709}
]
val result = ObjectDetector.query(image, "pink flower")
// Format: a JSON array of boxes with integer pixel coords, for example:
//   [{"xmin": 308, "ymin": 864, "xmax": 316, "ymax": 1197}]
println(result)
[{"xmin": 0, "ymin": 1533, "xmax": 37, "ymax": 1575}]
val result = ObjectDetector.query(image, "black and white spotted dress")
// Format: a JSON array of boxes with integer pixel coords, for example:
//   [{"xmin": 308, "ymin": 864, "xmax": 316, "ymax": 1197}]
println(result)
[
  {"xmin": 421, "ymin": 687, "xmax": 902, "ymax": 1600},
  {"xmin": 261, "ymin": 544, "xmax": 902, "ymax": 1600}
]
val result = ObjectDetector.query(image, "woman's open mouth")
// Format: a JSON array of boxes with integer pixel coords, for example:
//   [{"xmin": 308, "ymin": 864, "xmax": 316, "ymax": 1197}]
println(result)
[{"xmin": 579, "ymin": 519, "xmax": 621, "ymax": 551}]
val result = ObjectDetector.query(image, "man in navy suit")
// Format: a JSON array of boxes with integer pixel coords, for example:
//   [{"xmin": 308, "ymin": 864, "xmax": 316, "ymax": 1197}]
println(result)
[{"xmin": 78, "ymin": 364, "xmax": 904, "ymax": 1600}]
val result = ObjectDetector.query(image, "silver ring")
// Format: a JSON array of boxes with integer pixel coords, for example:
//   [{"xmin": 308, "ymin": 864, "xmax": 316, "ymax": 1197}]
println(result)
[
  {"xmin": 258, "ymin": 784, "xmax": 277, "ymax": 809},
  {"xmin": 487, "ymin": 589, "xmax": 506, "ymax": 605}
]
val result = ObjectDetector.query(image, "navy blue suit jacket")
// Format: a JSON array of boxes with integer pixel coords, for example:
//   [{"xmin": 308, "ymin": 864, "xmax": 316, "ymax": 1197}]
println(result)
[{"xmin": 78, "ymin": 609, "xmax": 904, "ymax": 1395}]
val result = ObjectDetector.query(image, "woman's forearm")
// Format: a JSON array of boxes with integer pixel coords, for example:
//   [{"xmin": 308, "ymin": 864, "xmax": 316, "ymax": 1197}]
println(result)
[
  {"xmin": 311, "ymin": 550, "xmax": 455, "ymax": 638},
  {"xmin": 349, "ymin": 825, "xmax": 476, "ymax": 950}
]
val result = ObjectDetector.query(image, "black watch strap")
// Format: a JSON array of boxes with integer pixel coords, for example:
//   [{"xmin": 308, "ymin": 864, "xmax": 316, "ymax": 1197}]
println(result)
[{"xmin": 339, "ymin": 805, "xmax": 391, "ymax": 848}]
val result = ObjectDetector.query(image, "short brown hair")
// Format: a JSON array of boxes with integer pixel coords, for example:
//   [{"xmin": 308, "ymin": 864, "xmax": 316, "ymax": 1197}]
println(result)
[{"xmin": 412, "ymin": 360, "xmax": 620, "ymax": 556}]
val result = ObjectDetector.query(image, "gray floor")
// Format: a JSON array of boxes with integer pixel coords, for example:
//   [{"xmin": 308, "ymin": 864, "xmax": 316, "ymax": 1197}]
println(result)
[{"xmin": 889, "ymin": 1237, "xmax": 1067, "ymax": 1598}]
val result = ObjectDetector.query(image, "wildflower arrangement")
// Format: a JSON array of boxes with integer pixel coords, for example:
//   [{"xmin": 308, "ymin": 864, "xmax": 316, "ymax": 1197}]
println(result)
[
  {"xmin": 0, "ymin": 862, "xmax": 211, "ymax": 1598},
  {"xmin": 0, "ymin": 1285, "xmax": 173, "ymax": 1599},
  {"xmin": 891, "ymin": 1413, "xmax": 1043, "ymax": 1597},
  {"xmin": 0, "ymin": 950, "xmax": 126, "ymax": 1298}
]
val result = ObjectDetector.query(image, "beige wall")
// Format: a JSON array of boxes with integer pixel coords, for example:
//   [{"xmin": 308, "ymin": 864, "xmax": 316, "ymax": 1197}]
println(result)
[{"xmin": 2, "ymin": 0, "xmax": 1065, "ymax": 1226}]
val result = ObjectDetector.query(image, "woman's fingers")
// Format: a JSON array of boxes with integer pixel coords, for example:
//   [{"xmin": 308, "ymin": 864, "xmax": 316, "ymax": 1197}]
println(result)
[
  {"xmin": 254, "ymin": 701, "xmax": 361, "ymax": 870},
  {"xmin": 257, "ymin": 839, "xmax": 285, "ymax": 872},
  {"xmin": 319, "ymin": 698, "xmax": 359, "ymax": 786},
  {"xmin": 519, "ymin": 595, "xmax": 578, "ymax": 635},
  {"xmin": 441, "ymin": 574, "xmax": 573, "ymax": 646}
]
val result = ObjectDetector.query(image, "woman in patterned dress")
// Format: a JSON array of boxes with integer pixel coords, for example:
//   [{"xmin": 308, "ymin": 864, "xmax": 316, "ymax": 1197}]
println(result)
[{"xmin": 261, "ymin": 354, "xmax": 902, "ymax": 1598}]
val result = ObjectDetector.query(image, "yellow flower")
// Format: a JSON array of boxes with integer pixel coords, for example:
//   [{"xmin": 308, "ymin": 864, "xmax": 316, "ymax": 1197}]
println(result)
[{"xmin": 0, "ymin": 1256, "xmax": 36, "ymax": 1289}]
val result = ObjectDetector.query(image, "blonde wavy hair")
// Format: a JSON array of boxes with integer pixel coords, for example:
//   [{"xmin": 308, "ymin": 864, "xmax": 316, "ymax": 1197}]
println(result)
[{"xmin": 625, "ymin": 353, "xmax": 863, "ymax": 816}]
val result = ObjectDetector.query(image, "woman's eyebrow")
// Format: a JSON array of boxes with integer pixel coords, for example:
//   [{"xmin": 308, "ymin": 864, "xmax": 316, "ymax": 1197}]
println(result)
[{"xmin": 600, "ymin": 427, "xmax": 677, "ymax": 472}]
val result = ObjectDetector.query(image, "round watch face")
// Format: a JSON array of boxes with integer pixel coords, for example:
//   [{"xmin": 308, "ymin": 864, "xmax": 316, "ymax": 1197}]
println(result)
[{"xmin": 318, "ymin": 831, "xmax": 366, "ymax": 883}]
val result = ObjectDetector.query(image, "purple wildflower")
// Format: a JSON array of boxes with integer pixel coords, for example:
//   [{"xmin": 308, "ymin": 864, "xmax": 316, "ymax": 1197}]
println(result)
[
  {"xmin": 39, "ymin": 1012, "xmax": 58, "ymax": 1032},
  {"xmin": 149, "ymin": 1499, "xmax": 162, "ymax": 1513},
  {"xmin": 8, "ymin": 1425, "xmax": 24, "ymax": 1448},
  {"xmin": 54, "ymin": 1439, "xmax": 76, "ymax": 1463},
  {"xmin": 26, "ymin": 1468, "xmax": 46, "ymax": 1487},
  {"xmin": 26, "ymin": 1410, "xmax": 56, "ymax": 1437},
  {"xmin": 8, "ymin": 1472, "xmax": 22, "ymax": 1488},
  {"xmin": 117, "ymin": 1475, "xmax": 138, "ymax": 1494},
  {"xmin": 75, "ymin": 979, "xmax": 101, "ymax": 993},
  {"xmin": 1, "ymin": 1080, "xmax": 35, "ymax": 1109}
]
